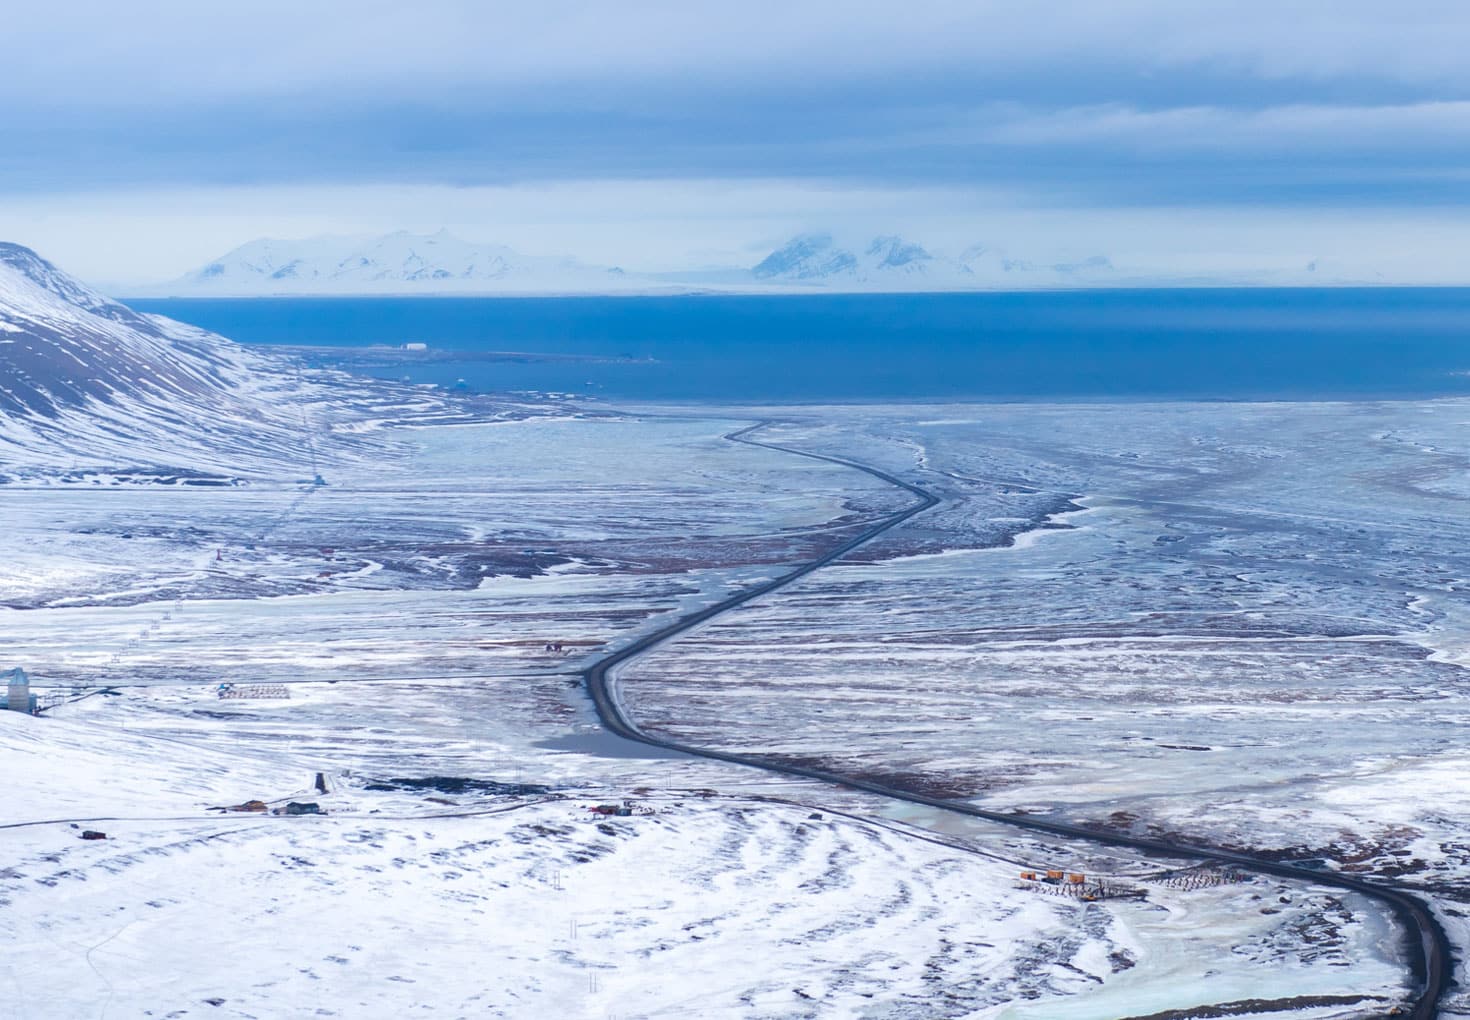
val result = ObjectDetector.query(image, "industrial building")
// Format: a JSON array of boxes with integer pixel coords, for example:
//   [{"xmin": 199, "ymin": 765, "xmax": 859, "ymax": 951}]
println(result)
[{"xmin": 3, "ymin": 667, "xmax": 35, "ymax": 714}]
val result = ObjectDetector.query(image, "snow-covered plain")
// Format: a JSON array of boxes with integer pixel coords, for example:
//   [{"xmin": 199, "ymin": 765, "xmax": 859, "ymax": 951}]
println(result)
[
  {"xmin": 622, "ymin": 401, "xmax": 1470, "ymax": 1016},
  {"xmin": 1, "ymin": 402, "xmax": 1424, "ymax": 1019}
]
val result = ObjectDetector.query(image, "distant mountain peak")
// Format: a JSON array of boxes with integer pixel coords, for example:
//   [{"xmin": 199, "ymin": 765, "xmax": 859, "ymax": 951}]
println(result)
[
  {"xmin": 753, "ymin": 233, "xmax": 943, "ymax": 285},
  {"xmin": 865, "ymin": 235, "xmax": 933, "ymax": 270},
  {"xmin": 752, "ymin": 233, "xmax": 860, "ymax": 280},
  {"xmin": 743, "ymin": 232, "xmax": 1120, "ymax": 290},
  {"xmin": 151, "ymin": 230, "xmax": 648, "ymax": 297}
]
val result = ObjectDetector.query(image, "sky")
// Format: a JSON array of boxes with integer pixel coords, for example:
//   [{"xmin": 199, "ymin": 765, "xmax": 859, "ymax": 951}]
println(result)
[{"xmin": 4, "ymin": 1, "xmax": 1470, "ymax": 285}]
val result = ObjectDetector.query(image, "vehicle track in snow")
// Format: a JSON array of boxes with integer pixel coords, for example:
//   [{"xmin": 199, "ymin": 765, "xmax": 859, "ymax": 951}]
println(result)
[{"xmin": 582, "ymin": 420, "xmax": 1454, "ymax": 1019}]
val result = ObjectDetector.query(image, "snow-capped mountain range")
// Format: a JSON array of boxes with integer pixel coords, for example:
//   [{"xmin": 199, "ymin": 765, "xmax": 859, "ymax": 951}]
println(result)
[
  {"xmin": 753, "ymin": 234, "xmax": 938, "ymax": 282},
  {"xmin": 0, "ymin": 243, "xmax": 396, "ymax": 477},
  {"xmin": 145, "ymin": 230, "xmax": 649, "ymax": 297},
  {"xmin": 750, "ymin": 233, "xmax": 1115, "ymax": 289},
  {"xmin": 127, "ymin": 228, "xmax": 1374, "ymax": 296},
  {"xmin": 131, "ymin": 230, "xmax": 1120, "ymax": 297}
]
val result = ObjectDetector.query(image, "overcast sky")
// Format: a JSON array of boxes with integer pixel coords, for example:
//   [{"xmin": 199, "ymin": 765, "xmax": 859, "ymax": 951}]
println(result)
[{"xmin": 6, "ymin": 1, "xmax": 1470, "ymax": 284}]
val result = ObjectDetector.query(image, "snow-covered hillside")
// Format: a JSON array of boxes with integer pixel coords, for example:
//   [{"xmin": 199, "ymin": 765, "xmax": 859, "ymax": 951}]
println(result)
[
  {"xmin": 0, "ymin": 243, "xmax": 405, "ymax": 478},
  {"xmin": 150, "ymin": 230, "xmax": 653, "ymax": 297}
]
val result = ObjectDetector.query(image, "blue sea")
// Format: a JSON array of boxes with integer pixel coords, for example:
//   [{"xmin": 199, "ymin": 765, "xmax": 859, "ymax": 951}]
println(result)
[{"xmin": 128, "ymin": 290, "xmax": 1470, "ymax": 403}]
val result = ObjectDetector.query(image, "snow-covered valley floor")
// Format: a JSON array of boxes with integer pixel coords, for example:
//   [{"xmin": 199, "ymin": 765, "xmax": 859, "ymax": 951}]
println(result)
[
  {"xmin": 625, "ymin": 401, "xmax": 1470, "ymax": 1016},
  {"xmin": 1, "ymin": 401, "xmax": 1457, "ymax": 1018}
]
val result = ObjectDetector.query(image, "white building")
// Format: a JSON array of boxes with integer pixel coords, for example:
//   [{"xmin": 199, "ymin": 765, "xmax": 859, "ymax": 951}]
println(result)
[{"xmin": 4, "ymin": 667, "xmax": 34, "ymax": 714}]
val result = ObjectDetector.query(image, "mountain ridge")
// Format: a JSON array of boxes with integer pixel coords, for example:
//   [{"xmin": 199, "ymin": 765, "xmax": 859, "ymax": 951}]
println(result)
[
  {"xmin": 132, "ymin": 229, "xmax": 1122, "ymax": 297},
  {"xmin": 0, "ymin": 242, "xmax": 393, "ymax": 478},
  {"xmin": 144, "ymin": 230, "xmax": 654, "ymax": 297},
  {"xmin": 125, "ymin": 228, "xmax": 1369, "ymax": 296}
]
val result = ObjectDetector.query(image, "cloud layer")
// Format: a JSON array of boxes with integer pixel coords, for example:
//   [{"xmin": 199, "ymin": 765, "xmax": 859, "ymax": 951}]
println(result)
[{"xmin": 6, "ymin": 2, "xmax": 1470, "ymax": 281}]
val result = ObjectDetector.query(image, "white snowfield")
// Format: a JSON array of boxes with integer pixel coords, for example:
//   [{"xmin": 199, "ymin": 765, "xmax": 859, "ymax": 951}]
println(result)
[
  {"xmin": 0, "ymin": 702, "xmax": 1097, "ymax": 1019},
  {"xmin": 0, "ymin": 697, "xmax": 1404, "ymax": 1020},
  {"xmin": 0, "ymin": 248, "xmax": 1440, "ymax": 1017}
]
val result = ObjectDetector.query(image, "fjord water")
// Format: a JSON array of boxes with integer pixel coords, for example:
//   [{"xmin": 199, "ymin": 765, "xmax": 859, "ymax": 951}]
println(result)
[{"xmin": 130, "ymin": 290, "xmax": 1470, "ymax": 402}]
